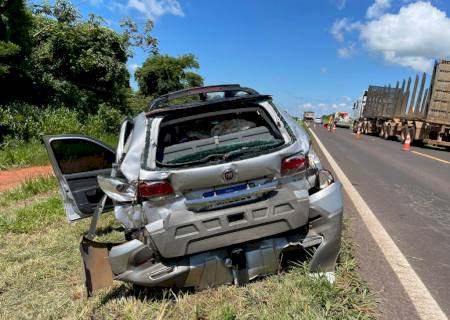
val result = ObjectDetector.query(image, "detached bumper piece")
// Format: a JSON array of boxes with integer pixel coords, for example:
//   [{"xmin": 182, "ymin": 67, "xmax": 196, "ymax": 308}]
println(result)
[
  {"xmin": 79, "ymin": 236, "xmax": 123, "ymax": 297},
  {"xmin": 107, "ymin": 181, "xmax": 343, "ymax": 289}
]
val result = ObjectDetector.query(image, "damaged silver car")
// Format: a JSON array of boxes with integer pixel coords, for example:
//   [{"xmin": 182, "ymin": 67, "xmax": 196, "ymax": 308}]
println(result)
[{"xmin": 44, "ymin": 85, "xmax": 343, "ymax": 296}]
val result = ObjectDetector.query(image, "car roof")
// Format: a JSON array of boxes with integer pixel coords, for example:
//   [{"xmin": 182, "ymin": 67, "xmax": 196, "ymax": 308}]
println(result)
[{"xmin": 145, "ymin": 84, "xmax": 272, "ymax": 116}]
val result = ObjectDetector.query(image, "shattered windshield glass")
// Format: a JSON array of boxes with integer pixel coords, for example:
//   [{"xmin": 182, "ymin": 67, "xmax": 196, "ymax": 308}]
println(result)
[
  {"xmin": 155, "ymin": 106, "xmax": 285, "ymax": 167},
  {"xmin": 161, "ymin": 139, "xmax": 284, "ymax": 166}
]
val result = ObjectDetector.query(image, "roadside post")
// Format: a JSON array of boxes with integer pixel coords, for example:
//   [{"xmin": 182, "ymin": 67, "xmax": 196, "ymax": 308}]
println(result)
[
  {"xmin": 403, "ymin": 133, "xmax": 411, "ymax": 151},
  {"xmin": 356, "ymin": 127, "xmax": 361, "ymax": 140}
]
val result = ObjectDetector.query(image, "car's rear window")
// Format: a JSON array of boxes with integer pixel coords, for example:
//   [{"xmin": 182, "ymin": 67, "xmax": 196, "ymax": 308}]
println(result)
[{"xmin": 154, "ymin": 106, "xmax": 284, "ymax": 167}]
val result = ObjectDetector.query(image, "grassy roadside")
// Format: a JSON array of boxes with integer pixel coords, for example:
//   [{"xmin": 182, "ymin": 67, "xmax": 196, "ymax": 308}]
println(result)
[
  {"xmin": 0, "ymin": 176, "xmax": 377, "ymax": 319},
  {"xmin": 0, "ymin": 135, "xmax": 118, "ymax": 170}
]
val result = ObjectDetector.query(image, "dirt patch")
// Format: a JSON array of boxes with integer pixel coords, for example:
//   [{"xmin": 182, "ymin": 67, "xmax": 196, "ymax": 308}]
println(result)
[{"xmin": 0, "ymin": 165, "xmax": 53, "ymax": 192}]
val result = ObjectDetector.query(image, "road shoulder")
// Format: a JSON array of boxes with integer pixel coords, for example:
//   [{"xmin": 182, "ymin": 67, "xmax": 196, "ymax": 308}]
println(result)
[{"xmin": 310, "ymin": 127, "xmax": 421, "ymax": 319}]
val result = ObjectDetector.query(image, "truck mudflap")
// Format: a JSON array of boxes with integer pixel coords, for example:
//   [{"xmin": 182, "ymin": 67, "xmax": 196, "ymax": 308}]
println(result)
[{"xmin": 79, "ymin": 236, "xmax": 124, "ymax": 297}]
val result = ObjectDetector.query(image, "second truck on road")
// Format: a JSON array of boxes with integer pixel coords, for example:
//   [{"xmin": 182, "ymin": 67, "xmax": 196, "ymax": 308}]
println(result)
[{"xmin": 353, "ymin": 59, "xmax": 450, "ymax": 148}]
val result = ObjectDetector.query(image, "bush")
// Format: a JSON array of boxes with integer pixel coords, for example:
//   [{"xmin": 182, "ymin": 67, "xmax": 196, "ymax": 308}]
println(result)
[
  {"xmin": 0, "ymin": 103, "xmax": 122, "ymax": 169},
  {"xmin": 0, "ymin": 139, "xmax": 48, "ymax": 169},
  {"xmin": 0, "ymin": 103, "xmax": 42, "ymax": 142},
  {"xmin": 84, "ymin": 103, "xmax": 123, "ymax": 137},
  {"xmin": 38, "ymin": 107, "xmax": 83, "ymax": 136},
  {"xmin": 0, "ymin": 103, "xmax": 123, "ymax": 143}
]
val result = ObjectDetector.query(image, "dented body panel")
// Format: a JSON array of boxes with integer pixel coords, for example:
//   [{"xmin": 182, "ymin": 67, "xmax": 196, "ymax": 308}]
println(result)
[{"xmin": 44, "ymin": 85, "xmax": 343, "ymax": 294}]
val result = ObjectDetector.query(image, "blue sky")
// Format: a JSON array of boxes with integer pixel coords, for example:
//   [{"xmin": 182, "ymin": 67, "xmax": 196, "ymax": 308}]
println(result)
[{"xmin": 74, "ymin": 0, "xmax": 450, "ymax": 117}]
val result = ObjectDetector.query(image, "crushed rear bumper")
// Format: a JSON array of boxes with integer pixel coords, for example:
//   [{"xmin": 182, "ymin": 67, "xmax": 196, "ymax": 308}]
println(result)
[{"xmin": 106, "ymin": 181, "xmax": 343, "ymax": 289}]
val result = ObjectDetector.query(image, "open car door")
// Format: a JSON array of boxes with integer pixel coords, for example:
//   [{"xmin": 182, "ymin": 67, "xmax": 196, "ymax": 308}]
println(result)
[{"xmin": 43, "ymin": 135, "xmax": 116, "ymax": 221}]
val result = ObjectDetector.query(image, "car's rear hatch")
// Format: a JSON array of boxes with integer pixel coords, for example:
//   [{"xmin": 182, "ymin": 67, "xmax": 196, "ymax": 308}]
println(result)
[{"xmin": 137, "ymin": 96, "xmax": 311, "ymax": 258}]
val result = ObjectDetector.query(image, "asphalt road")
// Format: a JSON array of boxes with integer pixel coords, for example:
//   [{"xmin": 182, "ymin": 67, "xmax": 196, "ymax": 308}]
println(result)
[{"xmin": 312, "ymin": 125, "xmax": 450, "ymax": 319}]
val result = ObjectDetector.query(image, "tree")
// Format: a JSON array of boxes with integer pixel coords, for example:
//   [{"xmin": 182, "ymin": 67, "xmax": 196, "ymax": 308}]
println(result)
[
  {"xmin": 0, "ymin": 0, "xmax": 33, "ymax": 104},
  {"xmin": 27, "ymin": 0, "xmax": 158, "ymax": 114},
  {"xmin": 135, "ymin": 54, "xmax": 203, "ymax": 97}
]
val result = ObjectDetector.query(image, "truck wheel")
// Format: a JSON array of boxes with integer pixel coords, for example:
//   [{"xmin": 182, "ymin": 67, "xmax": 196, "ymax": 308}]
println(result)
[
  {"xmin": 409, "ymin": 127, "xmax": 416, "ymax": 145},
  {"xmin": 401, "ymin": 126, "xmax": 407, "ymax": 143},
  {"xmin": 383, "ymin": 125, "xmax": 390, "ymax": 140},
  {"xmin": 379, "ymin": 126, "xmax": 384, "ymax": 137}
]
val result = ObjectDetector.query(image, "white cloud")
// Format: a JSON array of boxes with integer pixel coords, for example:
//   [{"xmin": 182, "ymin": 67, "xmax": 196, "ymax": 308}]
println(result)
[
  {"xmin": 298, "ymin": 100, "xmax": 353, "ymax": 116},
  {"xmin": 331, "ymin": 18, "xmax": 362, "ymax": 42},
  {"xmin": 331, "ymin": 1, "xmax": 450, "ymax": 72},
  {"xmin": 320, "ymin": 67, "xmax": 328, "ymax": 74},
  {"xmin": 337, "ymin": 42, "xmax": 356, "ymax": 58},
  {"xmin": 127, "ymin": 0, "xmax": 184, "ymax": 19},
  {"xmin": 341, "ymin": 96, "xmax": 352, "ymax": 102},
  {"xmin": 366, "ymin": 0, "xmax": 391, "ymax": 19},
  {"xmin": 128, "ymin": 63, "xmax": 140, "ymax": 72},
  {"xmin": 361, "ymin": 1, "xmax": 450, "ymax": 72},
  {"xmin": 89, "ymin": 0, "xmax": 103, "ymax": 5}
]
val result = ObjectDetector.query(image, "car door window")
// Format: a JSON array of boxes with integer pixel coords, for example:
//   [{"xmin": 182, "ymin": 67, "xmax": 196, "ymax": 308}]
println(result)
[{"xmin": 51, "ymin": 139, "xmax": 115, "ymax": 174}]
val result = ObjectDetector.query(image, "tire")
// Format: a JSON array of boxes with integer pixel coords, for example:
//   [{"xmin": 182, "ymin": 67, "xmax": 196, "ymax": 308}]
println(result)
[
  {"xmin": 401, "ymin": 126, "xmax": 407, "ymax": 144},
  {"xmin": 383, "ymin": 125, "xmax": 390, "ymax": 140},
  {"xmin": 409, "ymin": 127, "xmax": 416, "ymax": 145},
  {"xmin": 379, "ymin": 126, "xmax": 384, "ymax": 137}
]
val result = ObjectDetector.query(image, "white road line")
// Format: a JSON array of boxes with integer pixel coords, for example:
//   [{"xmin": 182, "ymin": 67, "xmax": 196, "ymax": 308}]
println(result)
[{"xmin": 309, "ymin": 128, "xmax": 448, "ymax": 320}]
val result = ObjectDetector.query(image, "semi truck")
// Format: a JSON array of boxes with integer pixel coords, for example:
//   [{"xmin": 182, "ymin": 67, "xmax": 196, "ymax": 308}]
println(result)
[
  {"xmin": 354, "ymin": 59, "xmax": 450, "ymax": 148},
  {"xmin": 303, "ymin": 111, "xmax": 315, "ymax": 122},
  {"xmin": 334, "ymin": 112, "xmax": 351, "ymax": 128}
]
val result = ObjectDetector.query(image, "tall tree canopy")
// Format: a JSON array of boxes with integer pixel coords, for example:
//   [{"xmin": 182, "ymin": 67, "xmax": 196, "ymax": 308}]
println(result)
[
  {"xmin": 135, "ymin": 54, "xmax": 203, "ymax": 97},
  {"xmin": 28, "ymin": 1, "xmax": 133, "ymax": 113},
  {"xmin": 1, "ymin": 0, "xmax": 158, "ymax": 113},
  {"xmin": 0, "ymin": 0, "xmax": 32, "ymax": 101}
]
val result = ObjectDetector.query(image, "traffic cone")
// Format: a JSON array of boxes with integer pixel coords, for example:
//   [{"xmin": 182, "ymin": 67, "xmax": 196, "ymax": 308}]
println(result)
[
  {"xmin": 403, "ymin": 132, "xmax": 411, "ymax": 151},
  {"xmin": 356, "ymin": 127, "xmax": 361, "ymax": 140}
]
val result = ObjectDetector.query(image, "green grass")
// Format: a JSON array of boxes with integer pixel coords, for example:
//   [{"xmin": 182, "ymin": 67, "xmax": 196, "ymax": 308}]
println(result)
[
  {"xmin": 0, "ymin": 140, "xmax": 49, "ymax": 170},
  {"xmin": 0, "ymin": 175, "xmax": 57, "ymax": 207},
  {"xmin": 0, "ymin": 135, "xmax": 118, "ymax": 170},
  {"xmin": 0, "ymin": 181, "xmax": 377, "ymax": 319},
  {"xmin": 0, "ymin": 194, "xmax": 64, "ymax": 233},
  {"xmin": 298, "ymin": 120, "xmax": 313, "ymax": 138}
]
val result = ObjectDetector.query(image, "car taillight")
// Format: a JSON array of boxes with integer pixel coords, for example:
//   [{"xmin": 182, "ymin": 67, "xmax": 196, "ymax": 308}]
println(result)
[
  {"xmin": 139, "ymin": 181, "xmax": 174, "ymax": 199},
  {"xmin": 281, "ymin": 155, "xmax": 307, "ymax": 176}
]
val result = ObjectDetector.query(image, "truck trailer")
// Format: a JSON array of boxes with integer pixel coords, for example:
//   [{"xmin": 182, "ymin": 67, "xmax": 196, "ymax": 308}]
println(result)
[
  {"xmin": 303, "ymin": 111, "xmax": 315, "ymax": 122},
  {"xmin": 354, "ymin": 60, "xmax": 450, "ymax": 148}
]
